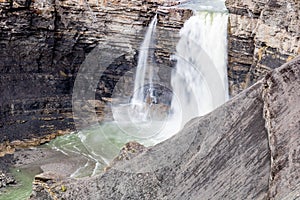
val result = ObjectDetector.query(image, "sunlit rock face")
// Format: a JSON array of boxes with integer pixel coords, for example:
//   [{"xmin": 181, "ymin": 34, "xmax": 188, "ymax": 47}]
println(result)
[
  {"xmin": 226, "ymin": 0, "xmax": 300, "ymax": 96},
  {"xmin": 0, "ymin": 0, "xmax": 192, "ymax": 147}
]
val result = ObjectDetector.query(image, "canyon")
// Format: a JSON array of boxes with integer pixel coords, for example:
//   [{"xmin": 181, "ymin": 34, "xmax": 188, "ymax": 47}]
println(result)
[
  {"xmin": 0, "ymin": 0, "xmax": 299, "ymax": 150},
  {"xmin": 0, "ymin": 0, "xmax": 299, "ymax": 199}
]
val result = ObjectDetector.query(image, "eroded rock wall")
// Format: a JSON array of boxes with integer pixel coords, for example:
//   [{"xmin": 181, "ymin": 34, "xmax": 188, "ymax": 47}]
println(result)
[
  {"xmin": 226, "ymin": 0, "xmax": 300, "ymax": 96},
  {"xmin": 1, "ymin": 0, "xmax": 298, "ymax": 153}
]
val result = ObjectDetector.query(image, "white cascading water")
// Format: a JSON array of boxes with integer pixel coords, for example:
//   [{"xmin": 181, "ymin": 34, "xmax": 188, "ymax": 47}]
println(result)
[
  {"xmin": 131, "ymin": 14, "xmax": 158, "ymax": 110},
  {"xmin": 167, "ymin": 11, "xmax": 229, "ymax": 133},
  {"xmin": 93, "ymin": 11, "xmax": 229, "ymax": 143}
]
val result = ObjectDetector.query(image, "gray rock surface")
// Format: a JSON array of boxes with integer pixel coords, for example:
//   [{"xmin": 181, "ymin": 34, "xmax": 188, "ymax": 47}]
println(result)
[
  {"xmin": 263, "ymin": 57, "xmax": 300, "ymax": 199},
  {"xmin": 30, "ymin": 56, "xmax": 300, "ymax": 200}
]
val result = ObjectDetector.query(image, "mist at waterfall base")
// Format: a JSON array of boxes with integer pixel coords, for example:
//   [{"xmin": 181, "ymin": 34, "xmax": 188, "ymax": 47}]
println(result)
[{"xmin": 46, "ymin": 10, "xmax": 229, "ymax": 178}]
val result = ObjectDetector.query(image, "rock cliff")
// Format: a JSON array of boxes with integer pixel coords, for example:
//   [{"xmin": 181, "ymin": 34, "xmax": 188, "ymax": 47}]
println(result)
[
  {"xmin": 226, "ymin": 0, "xmax": 300, "ymax": 96},
  {"xmin": 29, "ymin": 56, "xmax": 300, "ymax": 199}
]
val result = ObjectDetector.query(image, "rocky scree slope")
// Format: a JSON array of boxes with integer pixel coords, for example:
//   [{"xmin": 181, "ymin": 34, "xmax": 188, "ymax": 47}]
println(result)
[{"xmin": 29, "ymin": 56, "xmax": 300, "ymax": 199}]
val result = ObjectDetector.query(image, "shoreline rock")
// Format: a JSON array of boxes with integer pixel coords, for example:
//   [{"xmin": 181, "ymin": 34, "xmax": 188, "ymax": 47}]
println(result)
[
  {"xmin": 0, "ymin": 170, "xmax": 15, "ymax": 188},
  {"xmin": 0, "ymin": 130, "xmax": 71, "ymax": 157},
  {"xmin": 0, "ymin": 154, "xmax": 16, "ymax": 189}
]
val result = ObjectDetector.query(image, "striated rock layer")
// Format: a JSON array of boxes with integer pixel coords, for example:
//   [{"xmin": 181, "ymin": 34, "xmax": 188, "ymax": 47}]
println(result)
[
  {"xmin": 29, "ymin": 57, "xmax": 300, "ymax": 198},
  {"xmin": 226, "ymin": 0, "xmax": 300, "ymax": 96}
]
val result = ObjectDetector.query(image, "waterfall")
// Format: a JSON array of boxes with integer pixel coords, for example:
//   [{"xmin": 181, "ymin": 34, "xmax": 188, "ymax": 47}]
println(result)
[
  {"xmin": 168, "ymin": 11, "xmax": 229, "ymax": 131},
  {"xmin": 131, "ymin": 14, "xmax": 158, "ymax": 108},
  {"xmin": 112, "ymin": 11, "xmax": 229, "ymax": 142},
  {"xmin": 49, "ymin": 9, "xmax": 229, "ymax": 177},
  {"xmin": 150, "ymin": 11, "xmax": 229, "ymax": 141}
]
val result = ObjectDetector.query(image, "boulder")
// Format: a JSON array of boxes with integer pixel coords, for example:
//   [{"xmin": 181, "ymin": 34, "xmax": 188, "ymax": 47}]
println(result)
[{"xmin": 0, "ymin": 170, "xmax": 15, "ymax": 188}]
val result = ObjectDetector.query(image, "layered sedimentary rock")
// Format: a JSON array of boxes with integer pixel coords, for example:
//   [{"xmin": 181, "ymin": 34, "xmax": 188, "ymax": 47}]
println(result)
[
  {"xmin": 0, "ymin": 0, "xmax": 192, "ymax": 150},
  {"xmin": 226, "ymin": 0, "xmax": 300, "ymax": 96},
  {"xmin": 29, "ymin": 58, "xmax": 300, "ymax": 199}
]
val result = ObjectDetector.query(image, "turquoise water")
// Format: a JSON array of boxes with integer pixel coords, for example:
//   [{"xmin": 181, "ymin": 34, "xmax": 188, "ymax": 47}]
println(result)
[
  {"xmin": 0, "ymin": 122, "xmax": 138, "ymax": 200},
  {"xmin": 47, "ymin": 121, "xmax": 157, "ymax": 177}
]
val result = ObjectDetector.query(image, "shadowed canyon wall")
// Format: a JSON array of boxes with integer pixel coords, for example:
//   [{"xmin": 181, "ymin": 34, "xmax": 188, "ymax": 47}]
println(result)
[{"xmin": 0, "ymin": 0, "xmax": 191, "ymax": 148}]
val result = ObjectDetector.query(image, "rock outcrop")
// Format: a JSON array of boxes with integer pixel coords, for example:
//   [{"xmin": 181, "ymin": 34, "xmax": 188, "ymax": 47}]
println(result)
[
  {"xmin": 263, "ymin": 57, "xmax": 300, "ymax": 199},
  {"xmin": 0, "ymin": 170, "xmax": 15, "ymax": 188},
  {"xmin": 226, "ymin": 0, "xmax": 300, "ymax": 96},
  {"xmin": 29, "ymin": 57, "xmax": 300, "ymax": 199}
]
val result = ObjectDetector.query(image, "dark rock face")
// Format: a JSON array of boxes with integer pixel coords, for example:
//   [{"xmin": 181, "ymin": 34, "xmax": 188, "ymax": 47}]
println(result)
[
  {"xmin": 0, "ymin": 0, "xmax": 192, "ymax": 148},
  {"xmin": 226, "ymin": 0, "xmax": 300, "ymax": 96},
  {"xmin": 29, "ymin": 56, "xmax": 300, "ymax": 200}
]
